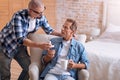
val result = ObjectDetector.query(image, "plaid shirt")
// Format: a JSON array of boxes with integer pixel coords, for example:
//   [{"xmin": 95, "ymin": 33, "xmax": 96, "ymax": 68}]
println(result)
[{"xmin": 0, "ymin": 9, "xmax": 53, "ymax": 58}]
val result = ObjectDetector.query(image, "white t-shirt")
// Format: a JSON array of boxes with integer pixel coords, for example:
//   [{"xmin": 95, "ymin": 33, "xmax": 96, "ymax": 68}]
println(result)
[
  {"xmin": 49, "ymin": 40, "xmax": 71, "ymax": 75},
  {"xmin": 28, "ymin": 17, "xmax": 36, "ymax": 32}
]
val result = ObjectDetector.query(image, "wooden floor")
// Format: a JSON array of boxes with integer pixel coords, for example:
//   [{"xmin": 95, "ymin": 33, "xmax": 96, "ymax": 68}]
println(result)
[{"xmin": 11, "ymin": 60, "xmax": 22, "ymax": 80}]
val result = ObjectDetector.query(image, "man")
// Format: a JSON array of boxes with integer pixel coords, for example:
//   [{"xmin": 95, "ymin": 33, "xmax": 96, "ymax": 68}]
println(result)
[
  {"xmin": 0, "ymin": 0, "xmax": 61, "ymax": 80},
  {"xmin": 40, "ymin": 19, "xmax": 89, "ymax": 80}
]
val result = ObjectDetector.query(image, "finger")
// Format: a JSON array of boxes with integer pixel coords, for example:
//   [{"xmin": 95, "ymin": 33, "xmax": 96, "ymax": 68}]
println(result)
[
  {"xmin": 69, "ymin": 59, "xmax": 73, "ymax": 61},
  {"xmin": 49, "ymin": 41, "xmax": 54, "ymax": 47},
  {"xmin": 68, "ymin": 65, "xmax": 72, "ymax": 69},
  {"xmin": 51, "ymin": 45, "xmax": 54, "ymax": 48},
  {"xmin": 47, "ymin": 43, "xmax": 54, "ymax": 48},
  {"xmin": 69, "ymin": 59, "xmax": 73, "ymax": 63},
  {"xmin": 49, "ymin": 41, "xmax": 51, "ymax": 45},
  {"xmin": 46, "ymin": 44, "xmax": 53, "ymax": 50}
]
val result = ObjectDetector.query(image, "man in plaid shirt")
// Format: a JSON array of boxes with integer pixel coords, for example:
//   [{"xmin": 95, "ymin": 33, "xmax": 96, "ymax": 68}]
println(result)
[{"xmin": 0, "ymin": 0, "xmax": 61, "ymax": 80}]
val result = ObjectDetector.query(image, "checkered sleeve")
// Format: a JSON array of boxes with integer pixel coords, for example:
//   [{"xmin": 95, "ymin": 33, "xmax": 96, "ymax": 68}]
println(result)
[
  {"xmin": 41, "ymin": 16, "xmax": 54, "ymax": 34},
  {"xmin": 12, "ymin": 13, "xmax": 25, "ymax": 44}
]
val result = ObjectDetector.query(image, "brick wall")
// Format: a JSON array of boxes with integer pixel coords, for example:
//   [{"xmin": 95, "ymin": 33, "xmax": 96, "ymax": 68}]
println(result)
[
  {"xmin": 56, "ymin": 0, "xmax": 104, "ymax": 40},
  {"xmin": 36, "ymin": 0, "xmax": 56, "ymax": 33}
]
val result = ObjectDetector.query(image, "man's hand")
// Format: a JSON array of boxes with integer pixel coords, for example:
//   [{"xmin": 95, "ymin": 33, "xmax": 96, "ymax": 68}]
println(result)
[
  {"xmin": 50, "ymin": 30, "xmax": 63, "ymax": 37},
  {"xmin": 47, "ymin": 49, "xmax": 55, "ymax": 59},
  {"xmin": 43, "ymin": 49, "xmax": 55, "ymax": 63},
  {"xmin": 68, "ymin": 59, "xmax": 76, "ymax": 69},
  {"xmin": 68, "ymin": 59, "xmax": 86, "ymax": 69},
  {"xmin": 39, "ymin": 43, "xmax": 54, "ymax": 50},
  {"xmin": 23, "ymin": 38, "xmax": 53, "ymax": 50}
]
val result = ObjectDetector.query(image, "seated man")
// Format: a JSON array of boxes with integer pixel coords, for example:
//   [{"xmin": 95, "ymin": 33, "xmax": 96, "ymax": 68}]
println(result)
[{"xmin": 40, "ymin": 18, "xmax": 89, "ymax": 80}]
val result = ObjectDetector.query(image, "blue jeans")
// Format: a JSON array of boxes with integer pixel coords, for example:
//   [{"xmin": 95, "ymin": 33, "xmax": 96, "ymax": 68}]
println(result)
[
  {"xmin": 44, "ymin": 73, "xmax": 75, "ymax": 80},
  {"xmin": 0, "ymin": 45, "xmax": 30, "ymax": 80}
]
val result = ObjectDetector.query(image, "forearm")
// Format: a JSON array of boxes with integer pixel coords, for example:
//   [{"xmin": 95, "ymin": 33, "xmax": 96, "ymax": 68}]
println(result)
[
  {"xmin": 50, "ymin": 30, "xmax": 62, "ymax": 37},
  {"xmin": 74, "ymin": 63, "xmax": 86, "ymax": 69},
  {"xmin": 23, "ymin": 38, "xmax": 42, "ymax": 48}
]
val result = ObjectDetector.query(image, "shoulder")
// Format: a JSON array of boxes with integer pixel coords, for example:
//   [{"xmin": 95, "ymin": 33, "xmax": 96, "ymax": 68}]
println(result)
[
  {"xmin": 37, "ymin": 15, "xmax": 47, "ymax": 21},
  {"xmin": 50, "ymin": 37, "xmax": 62, "ymax": 44},
  {"xmin": 72, "ymin": 38, "xmax": 83, "ymax": 46},
  {"xmin": 72, "ymin": 39, "xmax": 85, "ymax": 51},
  {"xmin": 51, "ymin": 37, "xmax": 63, "ymax": 42},
  {"xmin": 13, "ymin": 9, "xmax": 28, "ymax": 19}
]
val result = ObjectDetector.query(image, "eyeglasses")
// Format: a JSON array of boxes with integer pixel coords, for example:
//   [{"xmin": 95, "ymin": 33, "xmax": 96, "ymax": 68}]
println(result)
[
  {"xmin": 30, "ymin": 7, "xmax": 46, "ymax": 15},
  {"xmin": 30, "ymin": 9, "xmax": 43, "ymax": 15}
]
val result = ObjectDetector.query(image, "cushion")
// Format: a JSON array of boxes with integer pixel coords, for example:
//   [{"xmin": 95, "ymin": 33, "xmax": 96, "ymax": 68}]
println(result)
[
  {"xmin": 99, "ymin": 23, "xmax": 120, "ymax": 41},
  {"xmin": 105, "ymin": 23, "xmax": 120, "ymax": 32},
  {"xmin": 76, "ymin": 34, "xmax": 87, "ymax": 44}
]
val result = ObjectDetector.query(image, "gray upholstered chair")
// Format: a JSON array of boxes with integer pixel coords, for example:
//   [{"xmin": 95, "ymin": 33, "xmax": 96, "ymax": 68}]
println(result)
[{"xmin": 28, "ymin": 33, "xmax": 89, "ymax": 80}]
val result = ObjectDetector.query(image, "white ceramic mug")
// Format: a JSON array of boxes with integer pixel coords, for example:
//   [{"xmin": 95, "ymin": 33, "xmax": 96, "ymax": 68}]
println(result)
[{"xmin": 61, "ymin": 59, "xmax": 68, "ymax": 70}]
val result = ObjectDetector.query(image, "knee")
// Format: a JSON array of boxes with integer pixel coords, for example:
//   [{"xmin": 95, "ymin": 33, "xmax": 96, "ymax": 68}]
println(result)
[
  {"xmin": 44, "ymin": 74, "xmax": 57, "ymax": 80},
  {"xmin": 78, "ymin": 69, "xmax": 89, "ymax": 80},
  {"xmin": 29, "ymin": 63, "xmax": 39, "ymax": 80}
]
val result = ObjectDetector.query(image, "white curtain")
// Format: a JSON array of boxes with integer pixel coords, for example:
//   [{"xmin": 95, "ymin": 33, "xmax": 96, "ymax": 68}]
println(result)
[{"xmin": 107, "ymin": 0, "xmax": 120, "ymax": 26}]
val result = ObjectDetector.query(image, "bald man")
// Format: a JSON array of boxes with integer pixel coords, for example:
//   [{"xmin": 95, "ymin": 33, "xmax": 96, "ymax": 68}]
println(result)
[{"xmin": 0, "ymin": 0, "xmax": 61, "ymax": 80}]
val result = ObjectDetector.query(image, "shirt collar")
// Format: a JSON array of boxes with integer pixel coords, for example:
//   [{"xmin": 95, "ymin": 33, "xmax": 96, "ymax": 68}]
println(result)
[{"xmin": 61, "ymin": 38, "xmax": 76, "ymax": 46}]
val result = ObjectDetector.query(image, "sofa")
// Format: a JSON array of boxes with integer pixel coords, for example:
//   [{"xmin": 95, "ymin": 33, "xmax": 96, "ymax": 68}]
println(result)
[{"xmin": 28, "ymin": 33, "xmax": 89, "ymax": 80}]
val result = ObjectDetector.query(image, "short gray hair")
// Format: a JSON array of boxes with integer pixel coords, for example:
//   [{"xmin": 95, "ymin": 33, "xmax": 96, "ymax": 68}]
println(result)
[
  {"xmin": 66, "ymin": 18, "xmax": 77, "ymax": 33},
  {"xmin": 28, "ymin": 0, "xmax": 44, "ymax": 9}
]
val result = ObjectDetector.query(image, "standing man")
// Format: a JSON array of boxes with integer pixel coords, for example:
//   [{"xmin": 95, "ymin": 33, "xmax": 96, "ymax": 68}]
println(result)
[
  {"xmin": 0, "ymin": 0, "xmax": 61, "ymax": 80},
  {"xmin": 40, "ymin": 19, "xmax": 89, "ymax": 80}
]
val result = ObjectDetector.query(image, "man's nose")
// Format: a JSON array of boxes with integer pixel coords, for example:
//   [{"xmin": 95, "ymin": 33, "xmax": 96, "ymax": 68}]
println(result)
[
  {"xmin": 39, "ymin": 13, "xmax": 43, "ymax": 17},
  {"xmin": 37, "ymin": 14, "xmax": 42, "ymax": 19},
  {"xmin": 61, "ymin": 27, "xmax": 64, "ymax": 31}
]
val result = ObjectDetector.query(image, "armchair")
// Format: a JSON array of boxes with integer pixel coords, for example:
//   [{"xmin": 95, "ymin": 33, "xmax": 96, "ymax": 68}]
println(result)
[{"xmin": 28, "ymin": 33, "xmax": 89, "ymax": 80}]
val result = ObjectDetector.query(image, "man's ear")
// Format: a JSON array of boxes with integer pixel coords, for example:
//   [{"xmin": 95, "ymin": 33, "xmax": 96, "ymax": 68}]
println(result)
[
  {"xmin": 73, "ymin": 34, "xmax": 76, "ymax": 37},
  {"xmin": 72, "ymin": 31, "xmax": 76, "ymax": 37}
]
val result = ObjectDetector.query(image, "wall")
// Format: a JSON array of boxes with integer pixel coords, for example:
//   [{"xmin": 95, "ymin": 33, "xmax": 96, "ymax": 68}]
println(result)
[
  {"xmin": 0, "ymin": 0, "xmax": 29, "ymax": 30},
  {"xmin": 38, "ymin": 0, "xmax": 56, "ymax": 33},
  {"xmin": 56, "ymin": 0, "xmax": 104, "ymax": 40}
]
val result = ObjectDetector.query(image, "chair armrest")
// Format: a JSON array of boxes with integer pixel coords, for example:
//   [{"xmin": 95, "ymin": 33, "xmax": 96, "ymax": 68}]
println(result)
[{"xmin": 78, "ymin": 69, "xmax": 89, "ymax": 80}]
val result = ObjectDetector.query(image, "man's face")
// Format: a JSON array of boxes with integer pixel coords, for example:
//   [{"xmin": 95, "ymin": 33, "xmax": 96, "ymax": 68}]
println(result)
[
  {"xmin": 29, "ymin": 5, "xmax": 45, "ymax": 19},
  {"xmin": 61, "ymin": 21, "xmax": 74, "ymax": 40}
]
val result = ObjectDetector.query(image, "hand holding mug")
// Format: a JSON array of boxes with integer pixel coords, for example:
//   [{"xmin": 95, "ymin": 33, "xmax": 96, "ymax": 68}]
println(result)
[{"xmin": 68, "ymin": 59, "xmax": 76, "ymax": 69}]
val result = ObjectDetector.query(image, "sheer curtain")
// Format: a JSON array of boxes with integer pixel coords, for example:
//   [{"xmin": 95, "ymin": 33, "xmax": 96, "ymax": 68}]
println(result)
[{"xmin": 107, "ymin": 0, "xmax": 120, "ymax": 26}]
